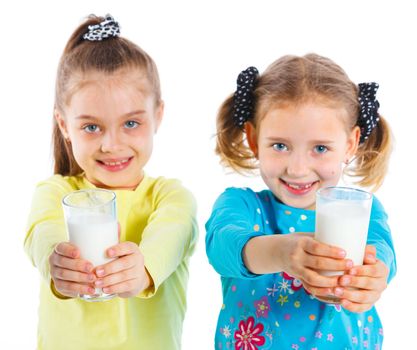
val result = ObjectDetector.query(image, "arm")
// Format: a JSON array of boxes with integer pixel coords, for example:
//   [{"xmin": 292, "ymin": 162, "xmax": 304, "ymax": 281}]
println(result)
[
  {"xmin": 94, "ymin": 179, "xmax": 198, "ymax": 298},
  {"xmin": 24, "ymin": 179, "xmax": 96, "ymax": 298},
  {"xmin": 206, "ymin": 188, "xmax": 350, "ymax": 296}
]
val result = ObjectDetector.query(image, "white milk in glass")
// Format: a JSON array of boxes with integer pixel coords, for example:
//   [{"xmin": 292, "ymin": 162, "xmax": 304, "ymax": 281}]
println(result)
[
  {"xmin": 315, "ymin": 187, "xmax": 372, "ymax": 277},
  {"xmin": 67, "ymin": 214, "xmax": 118, "ymax": 267},
  {"xmin": 315, "ymin": 202, "xmax": 370, "ymax": 275}
]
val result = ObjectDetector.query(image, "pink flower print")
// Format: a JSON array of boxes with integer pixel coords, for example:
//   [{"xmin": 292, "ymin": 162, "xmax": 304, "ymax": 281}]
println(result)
[
  {"xmin": 333, "ymin": 304, "xmax": 342, "ymax": 312},
  {"xmin": 363, "ymin": 340, "xmax": 369, "ymax": 348},
  {"xmin": 312, "ymin": 348, "xmax": 318, "ymax": 350},
  {"xmin": 378, "ymin": 328, "xmax": 384, "ymax": 336},
  {"xmin": 375, "ymin": 344, "xmax": 380, "ymax": 350},
  {"xmin": 291, "ymin": 345, "xmax": 299, "ymax": 350},
  {"xmin": 237, "ymin": 301, "xmax": 243, "ymax": 308},
  {"xmin": 299, "ymin": 336, "xmax": 306, "ymax": 342},
  {"xmin": 364, "ymin": 326, "xmax": 370, "ymax": 335},
  {"xmin": 327, "ymin": 333, "xmax": 334, "ymax": 342},
  {"xmin": 282, "ymin": 272, "xmax": 303, "ymax": 292},
  {"xmin": 254, "ymin": 296, "xmax": 271, "ymax": 318},
  {"xmin": 315, "ymin": 331, "xmax": 322, "ymax": 339},
  {"xmin": 234, "ymin": 317, "xmax": 265, "ymax": 350},
  {"xmin": 352, "ymin": 336, "xmax": 358, "ymax": 344}
]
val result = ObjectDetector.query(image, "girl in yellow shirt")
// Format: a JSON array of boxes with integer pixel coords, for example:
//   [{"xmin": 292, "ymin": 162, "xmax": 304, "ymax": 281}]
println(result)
[{"xmin": 24, "ymin": 14, "xmax": 197, "ymax": 350}]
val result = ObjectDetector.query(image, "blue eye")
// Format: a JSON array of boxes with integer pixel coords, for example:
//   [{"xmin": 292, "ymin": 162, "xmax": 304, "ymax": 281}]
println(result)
[
  {"xmin": 314, "ymin": 145, "xmax": 328, "ymax": 154},
  {"xmin": 273, "ymin": 143, "xmax": 288, "ymax": 152},
  {"xmin": 124, "ymin": 120, "xmax": 139, "ymax": 129},
  {"xmin": 83, "ymin": 124, "xmax": 100, "ymax": 133}
]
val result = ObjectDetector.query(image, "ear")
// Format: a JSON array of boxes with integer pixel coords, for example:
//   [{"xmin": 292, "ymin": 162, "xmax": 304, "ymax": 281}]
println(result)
[
  {"xmin": 244, "ymin": 122, "xmax": 258, "ymax": 158},
  {"xmin": 345, "ymin": 126, "xmax": 361, "ymax": 161},
  {"xmin": 54, "ymin": 109, "xmax": 70, "ymax": 140},
  {"xmin": 154, "ymin": 100, "xmax": 164, "ymax": 133}
]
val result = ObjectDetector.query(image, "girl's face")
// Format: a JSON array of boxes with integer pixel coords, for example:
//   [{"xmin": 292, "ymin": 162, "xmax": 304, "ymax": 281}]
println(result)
[
  {"xmin": 56, "ymin": 71, "xmax": 163, "ymax": 190},
  {"xmin": 246, "ymin": 101, "xmax": 360, "ymax": 210}
]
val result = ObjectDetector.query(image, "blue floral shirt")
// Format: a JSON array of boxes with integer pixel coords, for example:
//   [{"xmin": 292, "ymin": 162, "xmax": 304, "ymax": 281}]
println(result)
[{"xmin": 205, "ymin": 187, "xmax": 396, "ymax": 350}]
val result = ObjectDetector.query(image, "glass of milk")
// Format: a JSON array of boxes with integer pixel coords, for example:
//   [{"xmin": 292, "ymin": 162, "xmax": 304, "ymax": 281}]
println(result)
[
  {"xmin": 62, "ymin": 189, "xmax": 118, "ymax": 302},
  {"xmin": 315, "ymin": 186, "xmax": 372, "ymax": 302}
]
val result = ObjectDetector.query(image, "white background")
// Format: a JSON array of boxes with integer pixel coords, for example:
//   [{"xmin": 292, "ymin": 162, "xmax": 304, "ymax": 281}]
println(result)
[{"xmin": 1, "ymin": 0, "xmax": 415, "ymax": 348}]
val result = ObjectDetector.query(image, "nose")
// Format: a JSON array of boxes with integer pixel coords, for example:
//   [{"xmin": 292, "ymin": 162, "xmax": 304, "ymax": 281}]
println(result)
[
  {"xmin": 100, "ymin": 130, "xmax": 124, "ymax": 153},
  {"xmin": 286, "ymin": 152, "xmax": 310, "ymax": 178}
]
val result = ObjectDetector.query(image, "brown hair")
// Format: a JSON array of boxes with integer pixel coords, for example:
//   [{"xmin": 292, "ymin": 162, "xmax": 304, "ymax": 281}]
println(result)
[
  {"xmin": 52, "ymin": 15, "xmax": 161, "ymax": 176},
  {"xmin": 216, "ymin": 53, "xmax": 392, "ymax": 192}
]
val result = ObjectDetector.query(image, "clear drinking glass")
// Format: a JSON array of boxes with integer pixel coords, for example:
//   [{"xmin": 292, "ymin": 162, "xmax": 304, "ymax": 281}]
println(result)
[
  {"xmin": 315, "ymin": 186, "xmax": 373, "ymax": 303},
  {"xmin": 62, "ymin": 189, "xmax": 118, "ymax": 302}
]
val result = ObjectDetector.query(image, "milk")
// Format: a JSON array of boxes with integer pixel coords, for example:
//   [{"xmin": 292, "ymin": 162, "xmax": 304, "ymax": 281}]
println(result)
[
  {"xmin": 315, "ymin": 200, "xmax": 371, "ymax": 276},
  {"xmin": 67, "ymin": 214, "xmax": 118, "ymax": 267}
]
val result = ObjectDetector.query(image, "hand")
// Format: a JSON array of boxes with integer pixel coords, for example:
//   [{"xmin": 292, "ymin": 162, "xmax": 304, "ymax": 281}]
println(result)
[
  {"xmin": 334, "ymin": 245, "xmax": 389, "ymax": 313},
  {"xmin": 280, "ymin": 233, "xmax": 353, "ymax": 299},
  {"xmin": 49, "ymin": 242, "xmax": 96, "ymax": 298},
  {"xmin": 93, "ymin": 242, "xmax": 151, "ymax": 298}
]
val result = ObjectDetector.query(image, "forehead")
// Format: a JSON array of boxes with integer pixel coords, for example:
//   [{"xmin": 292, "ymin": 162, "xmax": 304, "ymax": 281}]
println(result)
[
  {"xmin": 259, "ymin": 101, "xmax": 350, "ymax": 138},
  {"xmin": 65, "ymin": 68, "xmax": 152, "ymax": 106}
]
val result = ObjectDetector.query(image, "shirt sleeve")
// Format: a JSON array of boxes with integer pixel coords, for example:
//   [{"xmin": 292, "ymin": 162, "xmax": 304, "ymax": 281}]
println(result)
[
  {"xmin": 205, "ymin": 188, "xmax": 263, "ymax": 279},
  {"xmin": 138, "ymin": 179, "xmax": 198, "ymax": 298},
  {"xmin": 367, "ymin": 196, "xmax": 397, "ymax": 283},
  {"xmin": 24, "ymin": 178, "xmax": 70, "ymax": 284}
]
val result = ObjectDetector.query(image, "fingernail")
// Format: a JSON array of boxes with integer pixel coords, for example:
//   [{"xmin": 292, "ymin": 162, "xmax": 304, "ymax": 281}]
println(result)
[
  {"xmin": 88, "ymin": 287, "xmax": 95, "ymax": 295},
  {"xmin": 71, "ymin": 250, "xmax": 78, "ymax": 258},
  {"xmin": 96, "ymin": 269, "xmax": 104, "ymax": 277},
  {"xmin": 103, "ymin": 287, "xmax": 110, "ymax": 294},
  {"xmin": 95, "ymin": 280, "xmax": 103, "ymax": 287},
  {"xmin": 85, "ymin": 264, "xmax": 93, "ymax": 273},
  {"xmin": 346, "ymin": 260, "xmax": 353, "ymax": 269},
  {"xmin": 338, "ymin": 250, "xmax": 346, "ymax": 258},
  {"xmin": 88, "ymin": 274, "xmax": 95, "ymax": 282},
  {"xmin": 366, "ymin": 254, "xmax": 376, "ymax": 262},
  {"xmin": 335, "ymin": 287, "xmax": 344, "ymax": 296},
  {"xmin": 108, "ymin": 249, "xmax": 115, "ymax": 257}
]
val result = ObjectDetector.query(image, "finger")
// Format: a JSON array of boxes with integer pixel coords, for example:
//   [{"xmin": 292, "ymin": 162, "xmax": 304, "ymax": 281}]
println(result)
[
  {"xmin": 54, "ymin": 279, "xmax": 96, "ymax": 298},
  {"xmin": 301, "ymin": 281, "xmax": 334, "ymax": 299},
  {"xmin": 51, "ymin": 254, "xmax": 94, "ymax": 273},
  {"xmin": 106, "ymin": 241, "xmax": 138, "ymax": 259},
  {"xmin": 304, "ymin": 255, "xmax": 353, "ymax": 272},
  {"xmin": 52, "ymin": 267, "xmax": 96, "ymax": 284},
  {"xmin": 305, "ymin": 239, "xmax": 346, "ymax": 259},
  {"xmin": 299, "ymin": 269, "xmax": 340, "ymax": 288},
  {"xmin": 95, "ymin": 254, "xmax": 137, "ymax": 278},
  {"xmin": 348, "ymin": 261, "xmax": 388, "ymax": 279},
  {"xmin": 365, "ymin": 245, "xmax": 376, "ymax": 257},
  {"xmin": 94, "ymin": 267, "xmax": 137, "ymax": 288},
  {"xmin": 339, "ymin": 275, "xmax": 386, "ymax": 291},
  {"xmin": 340, "ymin": 299, "xmax": 373, "ymax": 313},
  {"xmin": 102, "ymin": 278, "xmax": 138, "ymax": 295},
  {"xmin": 334, "ymin": 287, "xmax": 381, "ymax": 304},
  {"xmin": 54, "ymin": 242, "xmax": 80, "ymax": 259}
]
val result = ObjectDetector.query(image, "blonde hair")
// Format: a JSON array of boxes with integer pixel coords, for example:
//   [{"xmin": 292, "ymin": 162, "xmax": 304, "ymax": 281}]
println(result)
[
  {"xmin": 216, "ymin": 53, "xmax": 392, "ymax": 192},
  {"xmin": 52, "ymin": 15, "xmax": 161, "ymax": 176}
]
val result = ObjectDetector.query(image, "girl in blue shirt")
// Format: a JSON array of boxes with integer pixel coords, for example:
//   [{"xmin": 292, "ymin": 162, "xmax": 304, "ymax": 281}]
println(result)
[{"xmin": 206, "ymin": 54, "xmax": 396, "ymax": 349}]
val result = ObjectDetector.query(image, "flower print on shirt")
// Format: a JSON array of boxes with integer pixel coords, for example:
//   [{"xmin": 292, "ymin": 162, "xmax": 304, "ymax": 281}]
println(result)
[
  {"xmin": 234, "ymin": 316, "xmax": 265, "ymax": 350},
  {"xmin": 254, "ymin": 296, "xmax": 271, "ymax": 318}
]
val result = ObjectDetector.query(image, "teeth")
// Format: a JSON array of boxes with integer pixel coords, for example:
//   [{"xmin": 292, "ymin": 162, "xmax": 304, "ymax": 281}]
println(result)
[
  {"xmin": 103, "ymin": 159, "xmax": 129, "ymax": 166},
  {"xmin": 287, "ymin": 182, "xmax": 313, "ymax": 190}
]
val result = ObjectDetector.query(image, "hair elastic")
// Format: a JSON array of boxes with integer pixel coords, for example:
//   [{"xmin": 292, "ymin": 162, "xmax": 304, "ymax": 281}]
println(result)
[
  {"xmin": 83, "ymin": 14, "xmax": 120, "ymax": 41},
  {"xmin": 232, "ymin": 67, "xmax": 259, "ymax": 127},
  {"xmin": 357, "ymin": 82, "xmax": 380, "ymax": 143}
]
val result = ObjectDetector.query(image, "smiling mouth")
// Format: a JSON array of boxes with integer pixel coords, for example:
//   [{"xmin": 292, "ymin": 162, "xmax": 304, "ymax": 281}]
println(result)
[
  {"xmin": 96, "ymin": 157, "xmax": 133, "ymax": 171},
  {"xmin": 99, "ymin": 158, "xmax": 131, "ymax": 166},
  {"xmin": 280, "ymin": 179, "xmax": 319, "ymax": 194}
]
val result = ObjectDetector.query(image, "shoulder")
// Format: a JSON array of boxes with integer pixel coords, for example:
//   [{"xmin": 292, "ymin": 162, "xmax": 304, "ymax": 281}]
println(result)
[
  {"xmin": 34, "ymin": 174, "xmax": 85, "ymax": 194},
  {"xmin": 142, "ymin": 176, "xmax": 196, "ymax": 206},
  {"xmin": 213, "ymin": 187, "xmax": 267, "ymax": 208},
  {"xmin": 370, "ymin": 195, "xmax": 388, "ymax": 218}
]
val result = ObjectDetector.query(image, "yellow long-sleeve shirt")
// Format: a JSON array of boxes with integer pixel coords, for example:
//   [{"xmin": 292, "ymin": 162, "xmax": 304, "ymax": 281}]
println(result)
[{"xmin": 24, "ymin": 174, "xmax": 198, "ymax": 350}]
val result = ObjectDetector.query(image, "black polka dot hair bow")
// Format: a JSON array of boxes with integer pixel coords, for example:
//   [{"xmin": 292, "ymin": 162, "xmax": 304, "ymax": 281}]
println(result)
[
  {"xmin": 357, "ymin": 82, "xmax": 380, "ymax": 144},
  {"xmin": 83, "ymin": 14, "xmax": 120, "ymax": 41},
  {"xmin": 233, "ymin": 67, "xmax": 259, "ymax": 127}
]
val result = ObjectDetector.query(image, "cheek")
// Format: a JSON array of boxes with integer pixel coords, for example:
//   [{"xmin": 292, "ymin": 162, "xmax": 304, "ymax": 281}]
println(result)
[{"xmin": 317, "ymin": 159, "xmax": 343, "ymax": 180}]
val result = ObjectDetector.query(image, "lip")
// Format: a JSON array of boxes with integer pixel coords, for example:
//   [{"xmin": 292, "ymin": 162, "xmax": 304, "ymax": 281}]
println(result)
[
  {"xmin": 96, "ymin": 157, "xmax": 133, "ymax": 172},
  {"xmin": 280, "ymin": 179, "xmax": 319, "ymax": 196}
]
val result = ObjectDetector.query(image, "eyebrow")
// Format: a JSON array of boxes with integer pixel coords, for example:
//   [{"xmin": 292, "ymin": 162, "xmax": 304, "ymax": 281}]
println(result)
[
  {"xmin": 265, "ymin": 136, "xmax": 336, "ymax": 144},
  {"xmin": 75, "ymin": 110, "xmax": 146, "ymax": 120}
]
